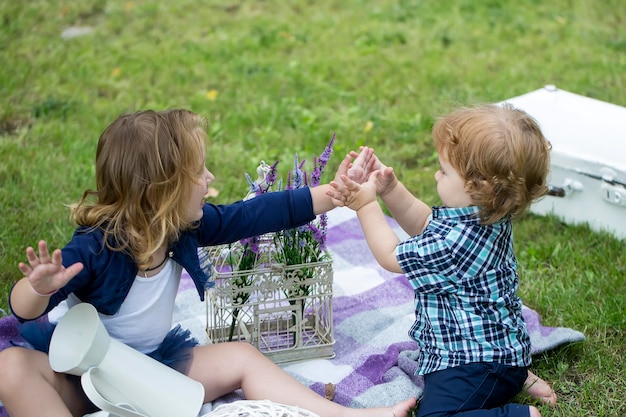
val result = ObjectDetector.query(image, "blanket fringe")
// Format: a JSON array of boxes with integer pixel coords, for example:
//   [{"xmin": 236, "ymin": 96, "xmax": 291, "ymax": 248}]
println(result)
[
  {"xmin": 204, "ymin": 400, "xmax": 321, "ymax": 417},
  {"xmin": 325, "ymin": 383, "xmax": 336, "ymax": 400}
]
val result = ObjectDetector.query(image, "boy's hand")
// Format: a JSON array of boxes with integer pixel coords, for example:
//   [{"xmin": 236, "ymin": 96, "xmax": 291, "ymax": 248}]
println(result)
[{"xmin": 18, "ymin": 240, "xmax": 83, "ymax": 296}]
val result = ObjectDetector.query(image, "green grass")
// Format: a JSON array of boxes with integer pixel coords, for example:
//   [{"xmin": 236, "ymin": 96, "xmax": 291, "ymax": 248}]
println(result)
[{"xmin": 1, "ymin": 0, "xmax": 625, "ymax": 415}]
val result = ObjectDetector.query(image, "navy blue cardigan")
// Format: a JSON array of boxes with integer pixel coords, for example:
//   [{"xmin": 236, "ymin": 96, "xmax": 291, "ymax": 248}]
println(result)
[{"xmin": 11, "ymin": 188, "xmax": 315, "ymax": 321}]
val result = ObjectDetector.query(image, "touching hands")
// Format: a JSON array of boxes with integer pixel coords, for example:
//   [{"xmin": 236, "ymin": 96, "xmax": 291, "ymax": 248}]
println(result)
[
  {"xmin": 330, "ymin": 171, "xmax": 380, "ymax": 211},
  {"xmin": 327, "ymin": 146, "xmax": 399, "ymax": 209},
  {"xmin": 346, "ymin": 147, "xmax": 398, "ymax": 196},
  {"xmin": 345, "ymin": 146, "xmax": 376, "ymax": 184},
  {"xmin": 18, "ymin": 241, "xmax": 83, "ymax": 297}
]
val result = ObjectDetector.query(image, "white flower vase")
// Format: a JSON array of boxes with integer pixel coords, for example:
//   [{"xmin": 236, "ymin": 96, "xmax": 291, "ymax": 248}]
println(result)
[{"xmin": 49, "ymin": 303, "xmax": 205, "ymax": 417}]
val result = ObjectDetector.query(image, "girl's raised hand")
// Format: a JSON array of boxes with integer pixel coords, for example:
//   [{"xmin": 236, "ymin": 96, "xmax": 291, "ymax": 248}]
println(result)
[
  {"xmin": 347, "ymin": 147, "xmax": 397, "ymax": 196},
  {"xmin": 347, "ymin": 146, "xmax": 376, "ymax": 184},
  {"xmin": 18, "ymin": 240, "xmax": 83, "ymax": 296}
]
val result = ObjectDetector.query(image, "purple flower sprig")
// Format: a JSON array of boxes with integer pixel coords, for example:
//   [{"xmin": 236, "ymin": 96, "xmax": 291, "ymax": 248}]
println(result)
[
  {"xmin": 234, "ymin": 133, "xmax": 336, "ymax": 271},
  {"xmin": 287, "ymin": 154, "xmax": 307, "ymax": 191},
  {"xmin": 276, "ymin": 134, "xmax": 334, "ymax": 264},
  {"xmin": 264, "ymin": 160, "xmax": 279, "ymax": 189},
  {"xmin": 221, "ymin": 134, "xmax": 336, "ymax": 330},
  {"xmin": 245, "ymin": 173, "xmax": 261, "ymax": 196},
  {"xmin": 310, "ymin": 132, "xmax": 335, "ymax": 187}
]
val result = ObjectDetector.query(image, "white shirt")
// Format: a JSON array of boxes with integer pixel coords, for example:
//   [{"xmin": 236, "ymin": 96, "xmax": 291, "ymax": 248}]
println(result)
[{"xmin": 66, "ymin": 260, "xmax": 182, "ymax": 353}]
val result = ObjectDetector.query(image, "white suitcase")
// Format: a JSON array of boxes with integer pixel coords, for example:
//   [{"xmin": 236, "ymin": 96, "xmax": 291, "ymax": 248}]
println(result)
[{"xmin": 499, "ymin": 85, "xmax": 626, "ymax": 240}]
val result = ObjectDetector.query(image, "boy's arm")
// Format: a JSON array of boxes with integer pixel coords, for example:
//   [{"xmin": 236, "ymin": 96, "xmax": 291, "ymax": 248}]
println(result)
[
  {"xmin": 379, "ymin": 176, "xmax": 432, "ymax": 236},
  {"xmin": 356, "ymin": 201, "xmax": 403, "ymax": 273},
  {"xmin": 330, "ymin": 172, "xmax": 403, "ymax": 273}
]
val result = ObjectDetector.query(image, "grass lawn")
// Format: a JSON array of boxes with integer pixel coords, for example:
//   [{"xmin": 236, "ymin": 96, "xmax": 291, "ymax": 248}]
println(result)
[{"xmin": 1, "ymin": 0, "xmax": 625, "ymax": 416}]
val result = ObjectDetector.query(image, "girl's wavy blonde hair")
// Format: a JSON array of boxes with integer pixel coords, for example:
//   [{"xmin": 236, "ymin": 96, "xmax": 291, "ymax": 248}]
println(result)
[
  {"xmin": 71, "ymin": 109, "xmax": 208, "ymax": 270},
  {"xmin": 432, "ymin": 103, "xmax": 551, "ymax": 225}
]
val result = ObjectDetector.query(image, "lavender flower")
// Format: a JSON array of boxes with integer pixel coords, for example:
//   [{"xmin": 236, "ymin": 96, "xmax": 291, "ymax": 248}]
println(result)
[
  {"xmin": 290, "ymin": 154, "xmax": 306, "ymax": 190},
  {"xmin": 245, "ymin": 172, "xmax": 261, "ymax": 196},
  {"xmin": 318, "ymin": 132, "xmax": 335, "ymax": 169},
  {"xmin": 310, "ymin": 156, "xmax": 321, "ymax": 187},
  {"xmin": 224, "ymin": 136, "xmax": 337, "ymax": 339},
  {"xmin": 231, "ymin": 133, "xmax": 336, "ymax": 277},
  {"xmin": 239, "ymin": 236, "xmax": 260, "ymax": 254},
  {"xmin": 264, "ymin": 160, "xmax": 280, "ymax": 189},
  {"xmin": 310, "ymin": 133, "xmax": 335, "ymax": 187},
  {"xmin": 319, "ymin": 212, "xmax": 328, "ymax": 230},
  {"xmin": 308, "ymin": 223, "xmax": 326, "ymax": 251},
  {"xmin": 316, "ymin": 213, "xmax": 329, "ymax": 251}
]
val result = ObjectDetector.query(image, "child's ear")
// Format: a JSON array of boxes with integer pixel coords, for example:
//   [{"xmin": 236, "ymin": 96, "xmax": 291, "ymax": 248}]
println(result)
[
  {"xmin": 479, "ymin": 179, "xmax": 492, "ymax": 192},
  {"xmin": 467, "ymin": 177, "xmax": 491, "ymax": 193}
]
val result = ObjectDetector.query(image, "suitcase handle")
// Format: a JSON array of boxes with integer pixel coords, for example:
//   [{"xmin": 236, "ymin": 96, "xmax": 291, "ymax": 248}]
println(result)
[
  {"xmin": 547, "ymin": 179, "xmax": 584, "ymax": 198},
  {"xmin": 547, "ymin": 185, "xmax": 566, "ymax": 197}
]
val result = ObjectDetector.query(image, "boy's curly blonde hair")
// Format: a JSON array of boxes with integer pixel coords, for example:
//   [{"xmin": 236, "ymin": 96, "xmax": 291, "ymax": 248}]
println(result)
[
  {"xmin": 71, "ymin": 109, "xmax": 208, "ymax": 270},
  {"xmin": 432, "ymin": 103, "xmax": 551, "ymax": 225}
]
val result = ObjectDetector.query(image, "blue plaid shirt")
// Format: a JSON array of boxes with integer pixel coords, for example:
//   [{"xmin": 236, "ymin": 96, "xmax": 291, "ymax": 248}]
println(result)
[{"xmin": 396, "ymin": 206, "xmax": 531, "ymax": 376}]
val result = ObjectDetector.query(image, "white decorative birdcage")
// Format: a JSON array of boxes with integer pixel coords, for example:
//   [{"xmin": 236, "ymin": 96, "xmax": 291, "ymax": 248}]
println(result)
[{"xmin": 201, "ymin": 235, "xmax": 334, "ymax": 364}]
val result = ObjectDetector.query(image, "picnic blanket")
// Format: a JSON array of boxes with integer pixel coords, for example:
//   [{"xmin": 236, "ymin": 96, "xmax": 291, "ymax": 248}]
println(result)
[{"xmin": 0, "ymin": 207, "xmax": 585, "ymax": 415}]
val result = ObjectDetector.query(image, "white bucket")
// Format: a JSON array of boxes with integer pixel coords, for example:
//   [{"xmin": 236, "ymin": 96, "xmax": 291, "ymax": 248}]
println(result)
[{"xmin": 49, "ymin": 303, "xmax": 205, "ymax": 417}]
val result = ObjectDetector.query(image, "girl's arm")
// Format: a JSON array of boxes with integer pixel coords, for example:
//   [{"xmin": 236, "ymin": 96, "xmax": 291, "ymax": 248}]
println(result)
[
  {"xmin": 11, "ymin": 241, "xmax": 83, "ymax": 320},
  {"xmin": 10, "ymin": 278, "xmax": 54, "ymax": 320},
  {"xmin": 197, "ymin": 153, "xmax": 354, "ymax": 246},
  {"xmin": 310, "ymin": 153, "xmax": 353, "ymax": 215}
]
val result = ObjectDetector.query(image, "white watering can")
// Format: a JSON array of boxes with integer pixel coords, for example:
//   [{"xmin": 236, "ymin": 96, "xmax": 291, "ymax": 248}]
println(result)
[{"xmin": 49, "ymin": 303, "xmax": 205, "ymax": 417}]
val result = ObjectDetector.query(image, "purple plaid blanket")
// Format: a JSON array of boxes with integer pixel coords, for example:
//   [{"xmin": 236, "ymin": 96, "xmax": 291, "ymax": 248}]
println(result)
[{"xmin": 0, "ymin": 207, "xmax": 584, "ymax": 415}]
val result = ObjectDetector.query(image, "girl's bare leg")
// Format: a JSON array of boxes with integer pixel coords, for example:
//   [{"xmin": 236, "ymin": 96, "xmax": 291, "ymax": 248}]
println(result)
[
  {"xmin": 524, "ymin": 370, "xmax": 557, "ymax": 407},
  {"xmin": 188, "ymin": 342, "xmax": 417, "ymax": 417},
  {"xmin": 529, "ymin": 405, "xmax": 542, "ymax": 417},
  {"xmin": 0, "ymin": 347, "xmax": 95, "ymax": 417}
]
